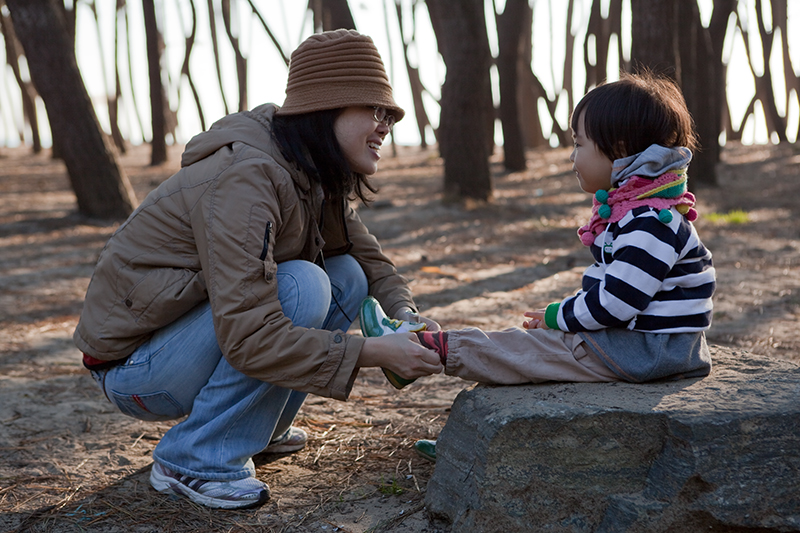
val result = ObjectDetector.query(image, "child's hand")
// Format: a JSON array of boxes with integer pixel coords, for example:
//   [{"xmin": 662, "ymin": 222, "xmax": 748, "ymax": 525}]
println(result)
[{"xmin": 523, "ymin": 310, "xmax": 549, "ymax": 329}]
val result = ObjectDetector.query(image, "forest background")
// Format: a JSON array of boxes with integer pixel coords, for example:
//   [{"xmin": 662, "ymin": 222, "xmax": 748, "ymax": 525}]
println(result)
[
  {"xmin": 1, "ymin": 1, "xmax": 800, "ymax": 531},
  {"xmin": 0, "ymin": 0, "xmax": 798, "ymax": 219}
]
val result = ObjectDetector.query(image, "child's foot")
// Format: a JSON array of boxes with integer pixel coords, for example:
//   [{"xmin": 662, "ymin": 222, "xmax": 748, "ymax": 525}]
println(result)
[
  {"xmin": 414, "ymin": 439, "xmax": 437, "ymax": 462},
  {"xmin": 359, "ymin": 296, "xmax": 426, "ymax": 389}
]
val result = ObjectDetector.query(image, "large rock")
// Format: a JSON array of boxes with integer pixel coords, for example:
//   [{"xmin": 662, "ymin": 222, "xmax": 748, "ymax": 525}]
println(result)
[{"xmin": 426, "ymin": 347, "xmax": 800, "ymax": 532}]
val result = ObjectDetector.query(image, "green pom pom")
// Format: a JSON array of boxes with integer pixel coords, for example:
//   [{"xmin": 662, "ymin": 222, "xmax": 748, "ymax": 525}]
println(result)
[
  {"xmin": 598, "ymin": 204, "xmax": 612, "ymax": 219},
  {"xmin": 658, "ymin": 209, "xmax": 673, "ymax": 223},
  {"xmin": 595, "ymin": 190, "xmax": 609, "ymax": 203}
]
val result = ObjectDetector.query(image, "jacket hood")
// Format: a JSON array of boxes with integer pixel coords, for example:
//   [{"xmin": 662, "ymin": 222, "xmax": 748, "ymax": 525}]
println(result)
[{"xmin": 181, "ymin": 103, "xmax": 288, "ymax": 168}]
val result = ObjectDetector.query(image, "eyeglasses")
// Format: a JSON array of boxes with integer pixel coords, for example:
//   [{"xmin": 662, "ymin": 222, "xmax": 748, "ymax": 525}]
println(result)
[{"xmin": 372, "ymin": 107, "xmax": 396, "ymax": 131}]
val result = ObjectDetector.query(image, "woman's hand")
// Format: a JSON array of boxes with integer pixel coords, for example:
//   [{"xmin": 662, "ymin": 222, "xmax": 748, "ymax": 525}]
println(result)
[
  {"xmin": 396, "ymin": 308, "xmax": 441, "ymax": 332},
  {"xmin": 523, "ymin": 309, "xmax": 549, "ymax": 330},
  {"xmin": 358, "ymin": 334, "xmax": 443, "ymax": 379}
]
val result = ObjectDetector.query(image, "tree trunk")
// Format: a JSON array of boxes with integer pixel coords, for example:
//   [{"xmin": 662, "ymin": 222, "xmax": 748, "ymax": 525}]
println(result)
[
  {"xmin": 206, "ymin": 0, "xmax": 230, "ymax": 115},
  {"xmin": 753, "ymin": 0, "xmax": 786, "ymax": 142},
  {"xmin": 395, "ymin": 0, "xmax": 433, "ymax": 148},
  {"xmin": 143, "ymin": 0, "xmax": 167, "ymax": 164},
  {"xmin": 0, "ymin": 7, "xmax": 41, "ymax": 153},
  {"xmin": 678, "ymin": 0, "xmax": 717, "ymax": 187},
  {"xmin": 630, "ymin": 0, "xmax": 678, "ymax": 77},
  {"xmin": 221, "ymin": 0, "xmax": 248, "ymax": 112},
  {"xmin": 179, "ymin": 0, "xmax": 206, "ymax": 131},
  {"xmin": 516, "ymin": 4, "xmax": 548, "ymax": 149},
  {"xmin": 88, "ymin": 0, "xmax": 126, "ymax": 154},
  {"xmin": 7, "ymin": 0, "xmax": 137, "ymax": 220},
  {"xmin": 312, "ymin": 0, "xmax": 357, "ymax": 31},
  {"xmin": 631, "ymin": 0, "xmax": 720, "ymax": 188},
  {"xmin": 563, "ymin": 0, "xmax": 576, "ymax": 116},
  {"xmin": 426, "ymin": 0, "xmax": 493, "ymax": 202},
  {"xmin": 496, "ymin": 0, "xmax": 527, "ymax": 171}
]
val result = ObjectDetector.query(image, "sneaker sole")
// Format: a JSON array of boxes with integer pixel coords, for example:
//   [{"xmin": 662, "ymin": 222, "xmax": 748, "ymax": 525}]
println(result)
[
  {"xmin": 382, "ymin": 368, "xmax": 415, "ymax": 389},
  {"xmin": 150, "ymin": 466, "xmax": 270, "ymax": 510},
  {"xmin": 263, "ymin": 442, "xmax": 306, "ymax": 454}
]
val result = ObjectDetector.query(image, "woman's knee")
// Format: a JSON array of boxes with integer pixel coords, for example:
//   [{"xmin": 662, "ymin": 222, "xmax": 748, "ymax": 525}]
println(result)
[
  {"xmin": 326, "ymin": 254, "xmax": 368, "ymax": 299},
  {"xmin": 276, "ymin": 260, "xmax": 331, "ymax": 327}
]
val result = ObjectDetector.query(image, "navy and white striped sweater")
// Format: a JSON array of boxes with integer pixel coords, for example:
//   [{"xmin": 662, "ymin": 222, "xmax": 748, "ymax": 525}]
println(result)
[{"xmin": 547, "ymin": 205, "xmax": 715, "ymax": 333}]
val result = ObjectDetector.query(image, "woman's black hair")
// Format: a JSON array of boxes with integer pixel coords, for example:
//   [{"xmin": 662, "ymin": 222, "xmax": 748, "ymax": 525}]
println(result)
[
  {"xmin": 271, "ymin": 109, "xmax": 377, "ymax": 203},
  {"xmin": 571, "ymin": 71, "xmax": 699, "ymax": 161}
]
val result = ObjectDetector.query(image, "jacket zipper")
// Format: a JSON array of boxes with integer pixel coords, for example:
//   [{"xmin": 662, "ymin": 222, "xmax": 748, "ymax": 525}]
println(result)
[{"xmin": 259, "ymin": 221, "xmax": 273, "ymax": 260}]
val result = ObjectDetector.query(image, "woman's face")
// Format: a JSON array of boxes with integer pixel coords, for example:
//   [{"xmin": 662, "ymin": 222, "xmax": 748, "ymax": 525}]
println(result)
[
  {"xmin": 334, "ymin": 106, "xmax": 391, "ymax": 176},
  {"xmin": 569, "ymin": 110, "xmax": 613, "ymax": 194}
]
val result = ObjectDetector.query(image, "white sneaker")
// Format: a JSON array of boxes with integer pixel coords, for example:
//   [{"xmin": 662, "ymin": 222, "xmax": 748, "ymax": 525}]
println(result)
[
  {"xmin": 359, "ymin": 296, "xmax": 426, "ymax": 389},
  {"xmin": 264, "ymin": 426, "xmax": 307, "ymax": 454},
  {"xmin": 359, "ymin": 296, "xmax": 426, "ymax": 337},
  {"xmin": 150, "ymin": 462, "xmax": 270, "ymax": 509}
]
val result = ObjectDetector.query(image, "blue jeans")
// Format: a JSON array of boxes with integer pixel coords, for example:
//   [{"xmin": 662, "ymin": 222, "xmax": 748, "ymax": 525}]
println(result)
[{"xmin": 92, "ymin": 255, "xmax": 367, "ymax": 480}]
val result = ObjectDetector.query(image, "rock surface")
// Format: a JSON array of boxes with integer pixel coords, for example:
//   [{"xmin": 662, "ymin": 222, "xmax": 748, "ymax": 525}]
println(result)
[{"xmin": 426, "ymin": 346, "xmax": 800, "ymax": 532}]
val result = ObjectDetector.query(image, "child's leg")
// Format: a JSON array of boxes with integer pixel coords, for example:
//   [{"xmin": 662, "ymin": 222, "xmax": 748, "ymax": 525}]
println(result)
[{"xmin": 445, "ymin": 327, "xmax": 619, "ymax": 384}]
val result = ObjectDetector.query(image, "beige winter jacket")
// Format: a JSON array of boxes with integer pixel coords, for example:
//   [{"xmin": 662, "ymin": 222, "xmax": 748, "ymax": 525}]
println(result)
[{"xmin": 73, "ymin": 104, "xmax": 415, "ymax": 400}]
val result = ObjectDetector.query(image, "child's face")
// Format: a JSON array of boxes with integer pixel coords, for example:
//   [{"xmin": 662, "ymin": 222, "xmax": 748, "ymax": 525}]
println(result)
[{"xmin": 570, "ymin": 111, "xmax": 613, "ymax": 194}]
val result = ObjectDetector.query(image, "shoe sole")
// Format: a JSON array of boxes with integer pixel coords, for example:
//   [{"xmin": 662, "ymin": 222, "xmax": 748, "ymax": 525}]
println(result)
[
  {"xmin": 263, "ymin": 442, "xmax": 306, "ymax": 454},
  {"xmin": 150, "ymin": 466, "xmax": 270, "ymax": 510},
  {"xmin": 382, "ymin": 368, "xmax": 415, "ymax": 389}
]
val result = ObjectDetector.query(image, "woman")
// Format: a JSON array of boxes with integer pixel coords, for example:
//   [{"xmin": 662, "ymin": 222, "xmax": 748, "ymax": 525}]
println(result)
[{"xmin": 74, "ymin": 29, "xmax": 442, "ymax": 510}]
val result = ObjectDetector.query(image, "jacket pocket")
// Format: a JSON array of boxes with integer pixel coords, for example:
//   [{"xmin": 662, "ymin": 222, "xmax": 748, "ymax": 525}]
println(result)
[
  {"xmin": 121, "ymin": 268, "xmax": 196, "ymax": 323},
  {"xmin": 259, "ymin": 221, "xmax": 273, "ymax": 260}
]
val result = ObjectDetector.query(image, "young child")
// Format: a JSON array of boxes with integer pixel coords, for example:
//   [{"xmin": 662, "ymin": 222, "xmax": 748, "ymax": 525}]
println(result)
[{"xmin": 360, "ymin": 71, "xmax": 716, "ymax": 389}]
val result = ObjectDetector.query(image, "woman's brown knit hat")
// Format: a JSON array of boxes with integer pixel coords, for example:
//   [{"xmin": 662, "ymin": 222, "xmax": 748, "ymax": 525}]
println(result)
[{"xmin": 275, "ymin": 29, "xmax": 405, "ymax": 121}]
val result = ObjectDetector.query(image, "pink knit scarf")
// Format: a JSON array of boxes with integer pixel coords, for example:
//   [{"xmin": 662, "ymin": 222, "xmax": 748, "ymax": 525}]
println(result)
[{"xmin": 577, "ymin": 172, "xmax": 698, "ymax": 246}]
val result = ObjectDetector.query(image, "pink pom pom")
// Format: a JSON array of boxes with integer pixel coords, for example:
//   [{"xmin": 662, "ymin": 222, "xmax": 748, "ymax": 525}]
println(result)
[
  {"xmin": 580, "ymin": 232, "xmax": 596, "ymax": 246},
  {"xmin": 686, "ymin": 208, "xmax": 698, "ymax": 222}
]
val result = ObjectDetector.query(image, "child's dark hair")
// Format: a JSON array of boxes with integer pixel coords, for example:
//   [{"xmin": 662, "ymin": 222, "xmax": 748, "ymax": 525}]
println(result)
[
  {"xmin": 272, "ymin": 109, "xmax": 377, "ymax": 203},
  {"xmin": 571, "ymin": 71, "xmax": 699, "ymax": 161}
]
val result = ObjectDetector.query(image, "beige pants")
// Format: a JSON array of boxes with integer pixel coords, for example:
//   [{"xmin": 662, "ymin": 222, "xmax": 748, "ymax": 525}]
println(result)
[{"xmin": 445, "ymin": 327, "xmax": 620, "ymax": 384}]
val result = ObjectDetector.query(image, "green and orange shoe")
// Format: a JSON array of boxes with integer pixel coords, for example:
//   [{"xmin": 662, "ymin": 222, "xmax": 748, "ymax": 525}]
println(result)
[
  {"xmin": 414, "ymin": 439, "xmax": 437, "ymax": 462},
  {"xmin": 359, "ymin": 296, "xmax": 426, "ymax": 389}
]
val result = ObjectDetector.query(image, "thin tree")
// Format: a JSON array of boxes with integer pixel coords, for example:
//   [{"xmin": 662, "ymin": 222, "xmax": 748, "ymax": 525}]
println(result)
[
  {"xmin": 244, "ymin": 0, "xmax": 289, "ymax": 66},
  {"xmin": 496, "ymin": 0, "xmax": 527, "ymax": 171},
  {"xmin": 142, "ymin": 0, "xmax": 168, "ymax": 164},
  {"xmin": 677, "ymin": 0, "xmax": 718, "ymax": 186},
  {"xmin": 519, "ymin": 3, "xmax": 548, "ymax": 149},
  {"xmin": 88, "ymin": 0, "xmax": 126, "ymax": 154},
  {"xmin": 7, "ymin": 0, "xmax": 137, "ymax": 219},
  {"xmin": 310, "ymin": 0, "xmax": 357, "ymax": 32},
  {"xmin": 178, "ymin": 0, "xmax": 206, "ymax": 131},
  {"xmin": 749, "ymin": 0, "xmax": 787, "ymax": 142},
  {"xmin": 0, "ymin": 5, "xmax": 41, "ymax": 153},
  {"xmin": 773, "ymin": 0, "xmax": 800, "ymax": 140},
  {"xmin": 426, "ymin": 0, "xmax": 494, "ymax": 202},
  {"xmin": 206, "ymin": 0, "xmax": 231, "ymax": 116},
  {"xmin": 394, "ymin": 0, "xmax": 435, "ymax": 148},
  {"xmin": 221, "ymin": 0, "xmax": 247, "ymax": 112}
]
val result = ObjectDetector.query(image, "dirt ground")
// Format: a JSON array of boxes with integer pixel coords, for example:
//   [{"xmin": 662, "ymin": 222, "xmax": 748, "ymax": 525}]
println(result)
[{"xmin": 1, "ymin": 140, "xmax": 798, "ymax": 532}]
